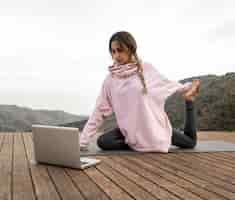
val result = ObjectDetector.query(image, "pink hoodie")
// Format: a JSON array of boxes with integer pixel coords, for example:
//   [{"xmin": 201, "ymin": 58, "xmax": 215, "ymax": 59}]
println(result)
[{"xmin": 80, "ymin": 62, "xmax": 192, "ymax": 152}]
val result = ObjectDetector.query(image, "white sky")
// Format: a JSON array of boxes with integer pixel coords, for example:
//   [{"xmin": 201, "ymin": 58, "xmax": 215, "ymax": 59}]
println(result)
[{"xmin": 0, "ymin": 0, "xmax": 235, "ymax": 115}]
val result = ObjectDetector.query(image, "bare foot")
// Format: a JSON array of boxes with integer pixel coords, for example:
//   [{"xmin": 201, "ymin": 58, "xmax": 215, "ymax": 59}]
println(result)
[{"xmin": 183, "ymin": 79, "xmax": 201, "ymax": 101}]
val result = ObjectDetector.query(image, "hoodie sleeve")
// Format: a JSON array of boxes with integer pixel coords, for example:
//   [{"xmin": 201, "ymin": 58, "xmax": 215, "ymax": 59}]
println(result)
[
  {"xmin": 148, "ymin": 63, "xmax": 193, "ymax": 100},
  {"xmin": 160, "ymin": 74, "xmax": 193, "ymax": 95},
  {"xmin": 80, "ymin": 76, "xmax": 113, "ymax": 147}
]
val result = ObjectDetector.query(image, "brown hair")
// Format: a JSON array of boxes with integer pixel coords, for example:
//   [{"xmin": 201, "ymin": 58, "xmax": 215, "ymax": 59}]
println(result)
[{"xmin": 109, "ymin": 31, "xmax": 147, "ymax": 94}]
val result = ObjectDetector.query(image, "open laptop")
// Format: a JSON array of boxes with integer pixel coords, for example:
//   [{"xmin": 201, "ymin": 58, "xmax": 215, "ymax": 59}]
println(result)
[{"xmin": 31, "ymin": 124, "xmax": 100, "ymax": 169}]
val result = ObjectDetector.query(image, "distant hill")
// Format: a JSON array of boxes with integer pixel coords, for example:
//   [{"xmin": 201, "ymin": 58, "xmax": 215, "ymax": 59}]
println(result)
[
  {"xmin": 0, "ymin": 105, "xmax": 88, "ymax": 132},
  {"xmin": 165, "ymin": 72, "xmax": 235, "ymax": 131}
]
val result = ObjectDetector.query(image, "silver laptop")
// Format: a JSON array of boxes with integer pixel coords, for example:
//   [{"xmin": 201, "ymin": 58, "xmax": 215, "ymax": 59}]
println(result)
[{"xmin": 31, "ymin": 124, "xmax": 100, "ymax": 169}]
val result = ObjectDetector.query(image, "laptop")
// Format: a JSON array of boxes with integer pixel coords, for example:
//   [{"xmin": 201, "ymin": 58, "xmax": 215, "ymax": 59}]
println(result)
[{"xmin": 31, "ymin": 124, "xmax": 100, "ymax": 169}]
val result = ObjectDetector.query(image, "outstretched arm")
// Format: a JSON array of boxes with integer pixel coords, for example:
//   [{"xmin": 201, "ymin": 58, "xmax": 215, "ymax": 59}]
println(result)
[
  {"xmin": 80, "ymin": 76, "xmax": 113, "ymax": 148},
  {"xmin": 149, "ymin": 64, "xmax": 193, "ymax": 99}
]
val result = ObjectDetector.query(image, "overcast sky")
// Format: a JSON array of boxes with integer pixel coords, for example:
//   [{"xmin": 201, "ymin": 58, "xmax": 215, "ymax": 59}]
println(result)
[{"xmin": 0, "ymin": 0, "xmax": 235, "ymax": 115}]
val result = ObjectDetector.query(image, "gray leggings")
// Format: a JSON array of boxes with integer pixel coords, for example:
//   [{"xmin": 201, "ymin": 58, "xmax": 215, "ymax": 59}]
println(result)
[{"xmin": 77, "ymin": 101, "xmax": 197, "ymax": 150}]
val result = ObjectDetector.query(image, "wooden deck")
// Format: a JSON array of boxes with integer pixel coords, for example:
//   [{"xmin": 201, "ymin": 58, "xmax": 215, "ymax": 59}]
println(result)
[{"xmin": 0, "ymin": 132, "xmax": 235, "ymax": 200}]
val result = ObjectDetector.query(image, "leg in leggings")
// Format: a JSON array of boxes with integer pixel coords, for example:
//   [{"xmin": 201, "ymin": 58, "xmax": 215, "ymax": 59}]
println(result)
[
  {"xmin": 171, "ymin": 100, "xmax": 197, "ymax": 148},
  {"xmin": 76, "ymin": 119, "xmax": 130, "ymax": 150},
  {"xmin": 97, "ymin": 128, "xmax": 131, "ymax": 150}
]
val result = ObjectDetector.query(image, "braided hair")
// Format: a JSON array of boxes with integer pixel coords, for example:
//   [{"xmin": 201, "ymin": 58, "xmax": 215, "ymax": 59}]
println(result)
[{"xmin": 109, "ymin": 31, "xmax": 147, "ymax": 94}]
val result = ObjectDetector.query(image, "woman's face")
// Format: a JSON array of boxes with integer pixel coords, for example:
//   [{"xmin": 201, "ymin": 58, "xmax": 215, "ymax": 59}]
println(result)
[{"xmin": 111, "ymin": 41, "xmax": 131, "ymax": 65}]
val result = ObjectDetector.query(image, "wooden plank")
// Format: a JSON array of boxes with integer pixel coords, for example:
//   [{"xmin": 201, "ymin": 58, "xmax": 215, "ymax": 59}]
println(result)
[
  {"xmin": 168, "ymin": 153, "xmax": 235, "ymax": 184},
  {"xmin": 115, "ymin": 155, "xmax": 203, "ymax": 200},
  {"xmin": 154, "ymin": 153, "xmax": 235, "ymax": 199},
  {"xmin": 137, "ymin": 154, "xmax": 227, "ymax": 200},
  {"xmin": 194, "ymin": 153, "xmax": 235, "ymax": 172},
  {"xmin": 166, "ymin": 153, "xmax": 234, "ymax": 183},
  {"xmin": 221, "ymin": 152, "xmax": 235, "ymax": 160},
  {"xmin": 144, "ymin": 154, "xmax": 231, "ymax": 200},
  {"xmin": 194, "ymin": 152, "xmax": 234, "ymax": 170},
  {"xmin": 66, "ymin": 168, "xmax": 110, "ymax": 200},
  {"xmin": 95, "ymin": 159, "xmax": 157, "ymax": 200},
  {"xmin": 47, "ymin": 166, "xmax": 85, "ymax": 200},
  {"xmin": 97, "ymin": 156, "xmax": 180, "ymax": 200},
  {"xmin": 165, "ymin": 153, "xmax": 235, "ymax": 191},
  {"xmin": 226, "ymin": 152, "xmax": 235, "ymax": 158},
  {"xmin": 197, "ymin": 153, "xmax": 235, "ymax": 183},
  {"xmin": 22, "ymin": 133, "xmax": 61, "ymax": 200},
  {"xmin": 84, "ymin": 165, "xmax": 134, "ymax": 200},
  {"xmin": 13, "ymin": 133, "xmax": 35, "ymax": 200},
  {"xmin": 217, "ymin": 152, "xmax": 235, "ymax": 161},
  {"xmin": 215, "ymin": 152, "xmax": 235, "ymax": 164},
  {"xmin": 202, "ymin": 153, "xmax": 235, "ymax": 173},
  {"xmin": 208, "ymin": 152, "xmax": 235, "ymax": 166},
  {"xmin": 0, "ymin": 134, "xmax": 13, "ymax": 200}
]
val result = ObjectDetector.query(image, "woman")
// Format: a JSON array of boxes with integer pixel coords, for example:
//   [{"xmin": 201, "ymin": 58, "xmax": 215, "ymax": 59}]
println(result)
[{"xmin": 79, "ymin": 31, "xmax": 200, "ymax": 153}]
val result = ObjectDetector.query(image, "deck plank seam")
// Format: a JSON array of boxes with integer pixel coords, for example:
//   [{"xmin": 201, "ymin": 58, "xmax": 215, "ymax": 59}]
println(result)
[
  {"xmin": 145, "ymin": 154, "xmax": 230, "ymax": 200},
  {"xmin": 124, "ymin": 155, "xmax": 206, "ymax": 200},
  {"xmin": 64, "ymin": 169, "xmax": 89, "ymax": 200},
  {"xmin": 96, "ymin": 158, "xmax": 160, "ymax": 200},
  {"xmin": 113, "ymin": 156, "xmax": 185, "ymax": 200},
  {"xmin": 46, "ymin": 166, "xmax": 63, "ymax": 200},
  {"xmin": 154, "ymin": 154, "xmax": 235, "ymax": 198},
  {"xmin": 164, "ymin": 153, "xmax": 234, "ymax": 187},
  {"xmin": 21, "ymin": 133, "xmax": 38, "ymax": 200},
  {"xmin": 93, "ymin": 165, "xmax": 137, "ymax": 200},
  {"xmin": 99, "ymin": 156, "xmax": 171, "ymax": 200},
  {"xmin": 194, "ymin": 153, "xmax": 235, "ymax": 171}
]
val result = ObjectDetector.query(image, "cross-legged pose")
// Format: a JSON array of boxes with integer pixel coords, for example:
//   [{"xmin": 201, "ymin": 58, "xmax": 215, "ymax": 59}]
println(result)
[{"xmin": 79, "ymin": 31, "xmax": 200, "ymax": 153}]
